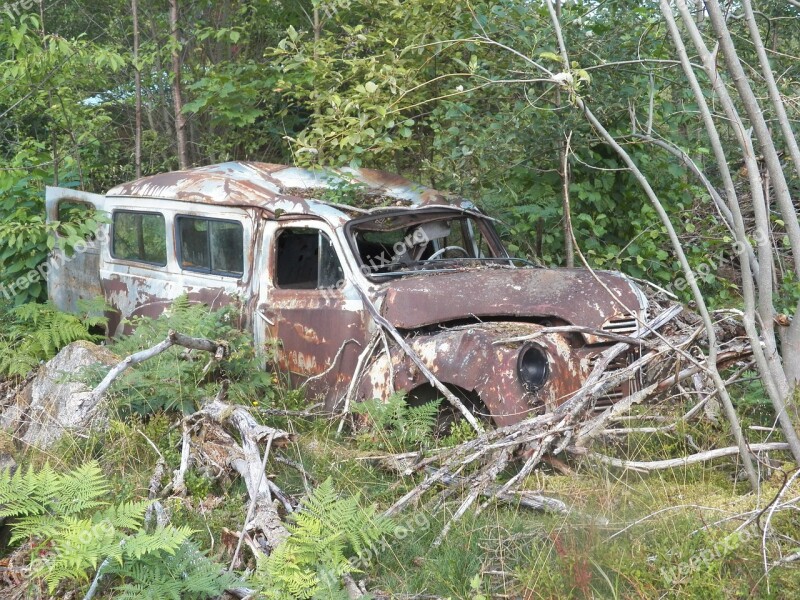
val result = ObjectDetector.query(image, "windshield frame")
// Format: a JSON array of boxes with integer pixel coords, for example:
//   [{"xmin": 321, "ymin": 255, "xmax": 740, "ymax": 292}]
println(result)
[{"xmin": 344, "ymin": 207, "xmax": 515, "ymax": 281}]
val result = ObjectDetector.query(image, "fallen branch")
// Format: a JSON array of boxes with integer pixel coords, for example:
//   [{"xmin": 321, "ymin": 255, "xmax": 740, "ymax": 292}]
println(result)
[
  {"xmin": 493, "ymin": 325, "xmax": 653, "ymax": 348},
  {"xmin": 90, "ymin": 330, "xmax": 227, "ymax": 403},
  {"xmin": 337, "ymin": 333, "xmax": 381, "ymax": 434},
  {"xmin": 354, "ymin": 286, "xmax": 485, "ymax": 434},
  {"xmin": 436, "ymin": 470, "xmax": 574, "ymax": 516},
  {"xmin": 583, "ymin": 443, "xmax": 791, "ymax": 472},
  {"xmin": 179, "ymin": 398, "xmax": 297, "ymax": 556},
  {"xmin": 381, "ymin": 306, "xmax": 685, "ymax": 542}
]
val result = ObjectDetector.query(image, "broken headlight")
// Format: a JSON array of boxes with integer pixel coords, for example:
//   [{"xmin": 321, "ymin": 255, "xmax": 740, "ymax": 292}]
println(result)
[{"xmin": 517, "ymin": 343, "xmax": 549, "ymax": 392}]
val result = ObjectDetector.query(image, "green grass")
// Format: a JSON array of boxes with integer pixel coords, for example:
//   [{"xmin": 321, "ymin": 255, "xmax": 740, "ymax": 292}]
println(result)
[{"xmin": 5, "ymin": 313, "xmax": 800, "ymax": 599}]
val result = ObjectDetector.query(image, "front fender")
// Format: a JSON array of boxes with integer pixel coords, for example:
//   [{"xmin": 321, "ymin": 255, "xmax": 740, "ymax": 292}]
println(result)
[{"xmin": 357, "ymin": 323, "xmax": 592, "ymax": 426}]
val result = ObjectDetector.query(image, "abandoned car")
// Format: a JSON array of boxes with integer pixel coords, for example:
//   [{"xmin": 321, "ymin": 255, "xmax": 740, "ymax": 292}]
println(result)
[{"xmin": 45, "ymin": 162, "xmax": 649, "ymax": 426}]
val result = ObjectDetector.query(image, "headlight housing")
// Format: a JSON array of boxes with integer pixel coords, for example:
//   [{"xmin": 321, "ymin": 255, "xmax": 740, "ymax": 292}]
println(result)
[{"xmin": 517, "ymin": 343, "xmax": 549, "ymax": 392}]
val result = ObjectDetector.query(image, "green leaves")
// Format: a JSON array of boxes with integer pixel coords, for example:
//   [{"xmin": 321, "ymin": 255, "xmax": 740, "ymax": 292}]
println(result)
[
  {"xmin": 0, "ymin": 299, "xmax": 107, "ymax": 378},
  {"xmin": 255, "ymin": 477, "xmax": 394, "ymax": 599},
  {"xmin": 352, "ymin": 392, "xmax": 439, "ymax": 452},
  {"xmin": 0, "ymin": 460, "xmax": 232, "ymax": 596}
]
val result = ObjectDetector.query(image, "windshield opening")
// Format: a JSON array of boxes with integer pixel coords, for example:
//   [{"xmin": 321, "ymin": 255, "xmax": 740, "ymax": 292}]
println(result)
[{"xmin": 347, "ymin": 210, "xmax": 520, "ymax": 278}]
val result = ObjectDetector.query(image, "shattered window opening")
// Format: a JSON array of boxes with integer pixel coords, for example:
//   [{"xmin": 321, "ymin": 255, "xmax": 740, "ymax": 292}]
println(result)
[
  {"xmin": 275, "ymin": 228, "xmax": 344, "ymax": 289},
  {"xmin": 348, "ymin": 211, "xmax": 509, "ymax": 278},
  {"xmin": 177, "ymin": 216, "xmax": 244, "ymax": 277},
  {"xmin": 111, "ymin": 210, "xmax": 167, "ymax": 266}
]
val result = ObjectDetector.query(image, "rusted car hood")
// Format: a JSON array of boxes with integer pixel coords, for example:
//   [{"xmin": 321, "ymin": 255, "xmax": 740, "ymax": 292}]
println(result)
[{"xmin": 381, "ymin": 267, "xmax": 644, "ymax": 330}]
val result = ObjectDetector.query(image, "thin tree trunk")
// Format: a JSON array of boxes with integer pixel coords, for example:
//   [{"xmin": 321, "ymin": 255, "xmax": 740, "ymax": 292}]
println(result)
[
  {"xmin": 705, "ymin": 0, "xmax": 800, "ymax": 281},
  {"xmin": 148, "ymin": 18, "xmax": 174, "ymax": 149},
  {"xmin": 739, "ymin": 0, "xmax": 800, "ymax": 389},
  {"xmin": 674, "ymin": 0, "xmax": 785, "ymax": 394},
  {"xmin": 544, "ymin": 0, "xmax": 759, "ymax": 490},
  {"xmin": 39, "ymin": 2, "xmax": 57, "ymax": 185},
  {"xmin": 169, "ymin": 0, "xmax": 189, "ymax": 169},
  {"xmin": 673, "ymin": 0, "xmax": 800, "ymax": 452},
  {"xmin": 561, "ymin": 133, "xmax": 574, "ymax": 267},
  {"xmin": 739, "ymin": 0, "xmax": 800, "ymax": 184},
  {"xmin": 132, "ymin": 0, "xmax": 142, "ymax": 179},
  {"xmin": 665, "ymin": 0, "xmax": 800, "ymax": 464}
]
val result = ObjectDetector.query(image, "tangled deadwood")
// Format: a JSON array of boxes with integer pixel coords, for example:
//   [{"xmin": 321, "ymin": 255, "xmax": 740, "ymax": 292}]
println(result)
[
  {"xmin": 88, "ymin": 330, "xmax": 298, "ymax": 559},
  {"xmin": 370, "ymin": 298, "xmax": 763, "ymax": 545}
]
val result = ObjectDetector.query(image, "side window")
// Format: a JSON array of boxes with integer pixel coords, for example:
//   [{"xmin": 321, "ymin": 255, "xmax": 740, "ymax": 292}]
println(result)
[
  {"xmin": 177, "ymin": 216, "xmax": 244, "ymax": 276},
  {"xmin": 112, "ymin": 211, "xmax": 167, "ymax": 265},
  {"xmin": 275, "ymin": 228, "xmax": 344, "ymax": 289}
]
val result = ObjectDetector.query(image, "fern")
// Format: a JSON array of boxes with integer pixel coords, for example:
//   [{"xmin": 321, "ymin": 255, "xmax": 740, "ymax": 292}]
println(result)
[
  {"xmin": 104, "ymin": 295, "xmax": 276, "ymax": 416},
  {"xmin": 108, "ymin": 540, "xmax": 238, "ymax": 600},
  {"xmin": 0, "ymin": 461, "xmax": 109, "ymax": 542},
  {"xmin": 0, "ymin": 298, "xmax": 108, "ymax": 377},
  {"xmin": 123, "ymin": 525, "xmax": 193, "ymax": 559},
  {"xmin": 254, "ymin": 477, "xmax": 393, "ymax": 599},
  {"xmin": 0, "ymin": 461, "xmax": 233, "ymax": 597},
  {"xmin": 352, "ymin": 391, "xmax": 439, "ymax": 452}
]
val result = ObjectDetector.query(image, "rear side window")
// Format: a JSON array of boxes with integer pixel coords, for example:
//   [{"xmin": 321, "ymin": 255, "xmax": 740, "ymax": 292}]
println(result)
[
  {"xmin": 276, "ymin": 228, "xmax": 344, "ymax": 289},
  {"xmin": 177, "ymin": 216, "xmax": 244, "ymax": 276},
  {"xmin": 112, "ymin": 211, "xmax": 167, "ymax": 265}
]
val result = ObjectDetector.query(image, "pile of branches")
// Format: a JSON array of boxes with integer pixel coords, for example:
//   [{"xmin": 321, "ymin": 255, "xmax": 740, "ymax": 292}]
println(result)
[{"xmin": 363, "ymin": 293, "xmax": 780, "ymax": 544}]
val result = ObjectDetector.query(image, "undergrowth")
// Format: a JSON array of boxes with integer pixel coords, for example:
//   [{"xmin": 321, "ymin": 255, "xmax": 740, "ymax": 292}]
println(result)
[
  {"xmin": 0, "ymin": 297, "xmax": 107, "ymax": 378},
  {"xmin": 0, "ymin": 461, "xmax": 237, "ymax": 597},
  {"xmin": 101, "ymin": 295, "xmax": 277, "ymax": 415},
  {"xmin": 3, "ymin": 299, "xmax": 800, "ymax": 599}
]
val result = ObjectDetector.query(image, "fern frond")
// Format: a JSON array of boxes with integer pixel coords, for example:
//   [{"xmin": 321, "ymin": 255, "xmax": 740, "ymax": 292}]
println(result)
[
  {"xmin": 123, "ymin": 525, "xmax": 193, "ymax": 560},
  {"xmin": 93, "ymin": 500, "xmax": 148, "ymax": 530},
  {"xmin": 256, "ymin": 478, "xmax": 395, "ymax": 599},
  {"xmin": 56, "ymin": 461, "xmax": 109, "ymax": 514}
]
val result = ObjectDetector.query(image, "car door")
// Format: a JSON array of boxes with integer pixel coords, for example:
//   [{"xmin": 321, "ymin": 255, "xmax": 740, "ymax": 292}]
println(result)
[
  {"xmin": 45, "ymin": 187, "xmax": 106, "ymax": 314},
  {"xmin": 258, "ymin": 220, "xmax": 370, "ymax": 408}
]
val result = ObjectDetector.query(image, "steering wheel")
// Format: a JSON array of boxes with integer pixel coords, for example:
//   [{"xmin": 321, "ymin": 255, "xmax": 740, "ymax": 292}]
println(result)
[{"xmin": 424, "ymin": 245, "xmax": 470, "ymax": 261}]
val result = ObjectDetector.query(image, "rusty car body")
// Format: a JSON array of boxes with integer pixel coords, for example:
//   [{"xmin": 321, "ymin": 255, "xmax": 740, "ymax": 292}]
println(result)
[{"xmin": 45, "ymin": 162, "xmax": 648, "ymax": 426}]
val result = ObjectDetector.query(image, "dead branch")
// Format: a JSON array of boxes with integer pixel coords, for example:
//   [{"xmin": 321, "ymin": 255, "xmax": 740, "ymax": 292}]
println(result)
[
  {"xmin": 302, "ymin": 338, "xmax": 361, "ymax": 390},
  {"xmin": 90, "ymin": 330, "xmax": 227, "ymax": 403},
  {"xmin": 493, "ymin": 325, "xmax": 653, "ymax": 347},
  {"xmin": 230, "ymin": 429, "xmax": 276, "ymax": 570},
  {"xmin": 354, "ymin": 286, "xmax": 485, "ymax": 433},
  {"xmin": 380, "ymin": 304, "xmax": 731, "ymax": 544},
  {"xmin": 436, "ymin": 470, "xmax": 573, "ymax": 515},
  {"xmin": 337, "ymin": 333, "xmax": 381, "ymax": 434},
  {"xmin": 583, "ymin": 443, "xmax": 791, "ymax": 473},
  {"xmin": 173, "ymin": 399, "xmax": 297, "ymax": 555}
]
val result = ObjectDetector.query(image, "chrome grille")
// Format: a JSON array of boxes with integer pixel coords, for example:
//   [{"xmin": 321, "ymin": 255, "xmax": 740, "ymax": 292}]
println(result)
[
  {"xmin": 602, "ymin": 314, "xmax": 638, "ymax": 336},
  {"xmin": 589, "ymin": 349, "xmax": 643, "ymax": 410}
]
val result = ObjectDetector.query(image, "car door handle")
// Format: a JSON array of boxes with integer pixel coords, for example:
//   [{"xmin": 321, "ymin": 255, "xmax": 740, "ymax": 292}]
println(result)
[{"xmin": 257, "ymin": 310, "xmax": 275, "ymax": 326}]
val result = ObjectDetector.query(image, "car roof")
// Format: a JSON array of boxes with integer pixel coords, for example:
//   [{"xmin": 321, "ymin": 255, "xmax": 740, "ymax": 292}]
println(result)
[{"xmin": 105, "ymin": 161, "xmax": 475, "ymax": 224}]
